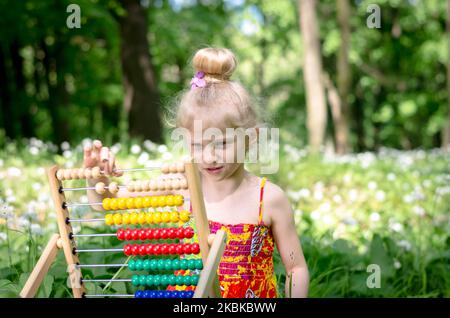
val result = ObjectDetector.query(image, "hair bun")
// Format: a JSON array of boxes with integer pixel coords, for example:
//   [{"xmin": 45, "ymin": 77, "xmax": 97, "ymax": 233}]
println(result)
[{"xmin": 192, "ymin": 47, "xmax": 237, "ymax": 80}]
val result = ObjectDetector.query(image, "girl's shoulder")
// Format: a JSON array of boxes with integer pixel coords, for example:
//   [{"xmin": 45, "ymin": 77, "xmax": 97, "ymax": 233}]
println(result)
[{"xmin": 260, "ymin": 177, "xmax": 292, "ymax": 220}]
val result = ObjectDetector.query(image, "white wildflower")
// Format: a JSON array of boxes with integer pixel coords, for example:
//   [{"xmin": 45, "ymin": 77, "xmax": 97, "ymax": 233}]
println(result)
[
  {"xmin": 370, "ymin": 212, "xmax": 380, "ymax": 222},
  {"xmin": 61, "ymin": 141, "xmax": 70, "ymax": 150},
  {"xmin": 412, "ymin": 205, "xmax": 425, "ymax": 216},
  {"xmin": 137, "ymin": 152, "xmax": 150, "ymax": 165},
  {"xmin": 30, "ymin": 224, "xmax": 43, "ymax": 235},
  {"xmin": 162, "ymin": 152, "xmax": 173, "ymax": 161},
  {"xmin": 397, "ymin": 240, "xmax": 412, "ymax": 251},
  {"xmin": 29, "ymin": 146, "xmax": 39, "ymax": 156},
  {"xmin": 7, "ymin": 167, "xmax": 22, "ymax": 177},
  {"xmin": 32, "ymin": 183, "xmax": 42, "ymax": 191},
  {"xmin": 0, "ymin": 232, "xmax": 7, "ymax": 241},
  {"xmin": 299, "ymin": 188, "xmax": 311, "ymax": 198},
  {"xmin": 390, "ymin": 222, "xmax": 404, "ymax": 232},
  {"xmin": 313, "ymin": 189, "xmax": 324, "ymax": 201},
  {"xmin": 375, "ymin": 190, "xmax": 386, "ymax": 202},
  {"xmin": 332, "ymin": 194, "xmax": 342, "ymax": 204},
  {"xmin": 368, "ymin": 181, "xmax": 377, "ymax": 190},
  {"xmin": 387, "ymin": 173, "xmax": 396, "ymax": 181},
  {"xmin": 310, "ymin": 210, "xmax": 321, "ymax": 220},
  {"xmin": 348, "ymin": 189, "xmax": 358, "ymax": 202},
  {"xmin": 131, "ymin": 144, "xmax": 141, "ymax": 154},
  {"xmin": 394, "ymin": 260, "xmax": 401, "ymax": 269},
  {"xmin": 157, "ymin": 145, "xmax": 168, "ymax": 153}
]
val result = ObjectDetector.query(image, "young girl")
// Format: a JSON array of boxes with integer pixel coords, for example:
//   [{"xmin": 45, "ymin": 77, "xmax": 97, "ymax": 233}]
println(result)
[{"xmin": 84, "ymin": 47, "xmax": 309, "ymax": 298}]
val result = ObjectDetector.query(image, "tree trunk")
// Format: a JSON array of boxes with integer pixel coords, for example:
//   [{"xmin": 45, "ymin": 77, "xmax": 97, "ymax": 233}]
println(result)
[
  {"xmin": 298, "ymin": 0, "xmax": 327, "ymax": 153},
  {"xmin": 335, "ymin": 0, "xmax": 351, "ymax": 154},
  {"xmin": 443, "ymin": 0, "xmax": 450, "ymax": 148},
  {"xmin": 0, "ymin": 44, "xmax": 16, "ymax": 139},
  {"xmin": 119, "ymin": 0, "xmax": 162, "ymax": 143}
]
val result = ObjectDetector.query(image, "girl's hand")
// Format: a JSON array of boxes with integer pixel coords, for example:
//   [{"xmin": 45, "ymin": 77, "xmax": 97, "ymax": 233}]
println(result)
[{"xmin": 83, "ymin": 140, "xmax": 123, "ymax": 177}]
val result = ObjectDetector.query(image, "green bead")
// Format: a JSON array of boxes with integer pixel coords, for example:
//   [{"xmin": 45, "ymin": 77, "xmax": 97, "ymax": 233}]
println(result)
[
  {"xmin": 180, "ymin": 259, "xmax": 188, "ymax": 270},
  {"xmin": 164, "ymin": 259, "xmax": 172, "ymax": 270},
  {"xmin": 172, "ymin": 259, "xmax": 180, "ymax": 270},
  {"xmin": 131, "ymin": 274, "xmax": 140, "ymax": 286},
  {"xmin": 195, "ymin": 259, "xmax": 203, "ymax": 270},
  {"xmin": 157, "ymin": 259, "xmax": 165, "ymax": 270},
  {"xmin": 187, "ymin": 260, "xmax": 196, "ymax": 270},
  {"xmin": 139, "ymin": 275, "xmax": 147, "ymax": 286},
  {"xmin": 153, "ymin": 275, "xmax": 161, "ymax": 286},
  {"xmin": 143, "ymin": 259, "xmax": 151, "ymax": 270},
  {"xmin": 150, "ymin": 259, "xmax": 158, "ymax": 270},
  {"xmin": 135, "ymin": 259, "xmax": 143, "ymax": 271},
  {"xmin": 175, "ymin": 275, "xmax": 184, "ymax": 285},
  {"xmin": 191, "ymin": 275, "xmax": 199, "ymax": 285},
  {"xmin": 182, "ymin": 275, "xmax": 190, "ymax": 286},
  {"xmin": 160, "ymin": 275, "xmax": 169, "ymax": 286},
  {"xmin": 128, "ymin": 260, "xmax": 136, "ymax": 271},
  {"xmin": 168, "ymin": 275, "xmax": 177, "ymax": 285},
  {"xmin": 146, "ymin": 275, "xmax": 154, "ymax": 286}
]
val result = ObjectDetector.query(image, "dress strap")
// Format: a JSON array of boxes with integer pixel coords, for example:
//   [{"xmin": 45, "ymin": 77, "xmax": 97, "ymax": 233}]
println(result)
[{"xmin": 258, "ymin": 177, "xmax": 267, "ymax": 225}]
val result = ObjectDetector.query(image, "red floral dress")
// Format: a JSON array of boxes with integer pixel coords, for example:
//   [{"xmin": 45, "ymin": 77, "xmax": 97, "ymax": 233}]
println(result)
[{"xmin": 169, "ymin": 177, "xmax": 278, "ymax": 298}]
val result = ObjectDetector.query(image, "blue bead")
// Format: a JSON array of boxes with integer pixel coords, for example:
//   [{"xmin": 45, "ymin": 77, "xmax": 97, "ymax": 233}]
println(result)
[
  {"xmin": 164, "ymin": 291, "xmax": 171, "ymax": 298},
  {"xmin": 187, "ymin": 291, "xmax": 194, "ymax": 298},
  {"xmin": 142, "ymin": 290, "xmax": 151, "ymax": 298},
  {"xmin": 157, "ymin": 291, "xmax": 165, "ymax": 298},
  {"xmin": 179, "ymin": 291, "xmax": 186, "ymax": 298},
  {"xmin": 172, "ymin": 291, "xmax": 179, "ymax": 298},
  {"xmin": 150, "ymin": 291, "xmax": 157, "ymax": 298},
  {"xmin": 134, "ymin": 290, "xmax": 143, "ymax": 298}
]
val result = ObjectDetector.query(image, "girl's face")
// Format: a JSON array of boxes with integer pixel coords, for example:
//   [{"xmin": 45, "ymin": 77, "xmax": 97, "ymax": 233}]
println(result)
[{"xmin": 189, "ymin": 130, "xmax": 244, "ymax": 181}]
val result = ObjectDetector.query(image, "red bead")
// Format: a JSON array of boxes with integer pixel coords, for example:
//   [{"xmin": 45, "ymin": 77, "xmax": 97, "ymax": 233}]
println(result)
[
  {"xmin": 168, "ymin": 244, "xmax": 176, "ymax": 255},
  {"xmin": 153, "ymin": 229, "xmax": 160, "ymax": 240},
  {"xmin": 159, "ymin": 243, "xmax": 168, "ymax": 255},
  {"xmin": 146, "ymin": 228, "xmax": 153, "ymax": 240},
  {"xmin": 117, "ymin": 229, "xmax": 125, "ymax": 240},
  {"xmin": 123, "ymin": 244, "xmax": 132, "ymax": 256},
  {"xmin": 176, "ymin": 244, "xmax": 184, "ymax": 255},
  {"xmin": 124, "ymin": 229, "xmax": 132, "ymax": 241},
  {"xmin": 145, "ymin": 244, "xmax": 154, "ymax": 255},
  {"xmin": 138, "ymin": 229, "xmax": 147, "ymax": 241},
  {"xmin": 138, "ymin": 244, "xmax": 147, "ymax": 255},
  {"xmin": 153, "ymin": 244, "xmax": 161, "ymax": 255},
  {"xmin": 160, "ymin": 228, "xmax": 168, "ymax": 239},
  {"xmin": 183, "ymin": 244, "xmax": 192, "ymax": 254},
  {"xmin": 131, "ymin": 244, "xmax": 140, "ymax": 255},
  {"xmin": 176, "ymin": 228, "xmax": 184, "ymax": 239},
  {"xmin": 131, "ymin": 229, "xmax": 139, "ymax": 240},
  {"xmin": 184, "ymin": 227, "xmax": 194, "ymax": 239},
  {"xmin": 191, "ymin": 243, "xmax": 200, "ymax": 254},
  {"xmin": 167, "ymin": 228, "xmax": 176, "ymax": 239}
]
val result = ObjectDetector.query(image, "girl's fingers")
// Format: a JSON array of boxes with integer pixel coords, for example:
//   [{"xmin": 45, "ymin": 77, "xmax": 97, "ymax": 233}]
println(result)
[
  {"xmin": 108, "ymin": 151, "xmax": 116, "ymax": 175},
  {"xmin": 100, "ymin": 147, "xmax": 110, "ymax": 163},
  {"xmin": 83, "ymin": 145, "xmax": 93, "ymax": 167}
]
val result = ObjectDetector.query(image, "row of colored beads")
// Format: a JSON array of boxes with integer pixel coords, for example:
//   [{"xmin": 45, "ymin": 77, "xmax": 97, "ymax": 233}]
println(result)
[
  {"xmin": 102, "ymin": 195, "xmax": 184, "ymax": 210},
  {"xmin": 117, "ymin": 227, "xmax": 194, "ymax": 240},
  {"xmin": 105, "ymin": 211, "xmax": 190, "ymax": 226},
  {"xmin": 128, "ymin": 258, "xmax": 203, "ymax": 271},
  {"xmin": 131, "ymin": 274, "xmax": 200, "ymax": 287},
  {"xmin": 123, "ymin": 243, "xmax": 200, "ymax": 256},
  {"xmin": 134, "ymin": 290, "xmax": 194, "ymax": 298}
]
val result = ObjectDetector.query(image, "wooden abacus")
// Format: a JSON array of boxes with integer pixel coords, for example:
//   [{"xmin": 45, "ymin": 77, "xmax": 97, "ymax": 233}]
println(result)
[{"xmin": 20, "ymin": 159, "xmax": 226, "ymax": 298}]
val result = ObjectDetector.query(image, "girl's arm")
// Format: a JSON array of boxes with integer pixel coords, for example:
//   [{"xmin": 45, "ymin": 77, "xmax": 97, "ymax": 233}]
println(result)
[{"xmin": 267, "ymin": 183, "xmax": 309, "ymax": 298}]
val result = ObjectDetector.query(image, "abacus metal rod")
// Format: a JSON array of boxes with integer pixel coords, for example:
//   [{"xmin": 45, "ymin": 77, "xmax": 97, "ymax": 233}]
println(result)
[
  {"xmin": 69, "ymin": 218, "xmax": 104, "ymax": 223},
  {"xmin": 82, "ymin": 278, "xmax": 131, "ymax": 283},
  {"xmin": 61, "ymin": 185, "xmax": 126, "ymax": 192},
  {"xmin": 84, "ymin": 294, "xmax": 134, "ymax": 298},
  {"xmin": 71, "ymin": 233, "xmax": 116, "ymax": 238},
  {"xmin": 75, "ymin": 248, "xmax": 123, "ymax": 253},
  {"xmin": 77, "ymin": 263, "xmax": 128, "ymax": 268}
]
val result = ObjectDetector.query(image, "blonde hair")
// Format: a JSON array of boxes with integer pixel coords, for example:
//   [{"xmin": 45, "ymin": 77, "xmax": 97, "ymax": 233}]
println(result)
[{"xmin": 170, "ymin": 47, "xmax": 266, "ymax": 131}]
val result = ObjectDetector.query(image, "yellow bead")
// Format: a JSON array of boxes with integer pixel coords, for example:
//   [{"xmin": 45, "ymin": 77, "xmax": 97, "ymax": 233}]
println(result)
[
  {"xmin": 105, "ymin": 214, "xmax": 114, "ymax": 225},
  {"xmin": 113, "ymin": 213, "xmax": 122, "ymax": 225},
  {"xmin": 135, "ymin": 197, "xmax": 143, "ymax": 209},
  {"xmin": 157, "ymin": 196, "xmax": 166, "ymax": 207},
  {"xmin": 130, "ymin": 212, "xmax": 138, "ymax": 225},
  {"xmin": 126, "ymin": 198, "xmax": 135, "ymax": 210},
  {"xmin": 179, "ymin": 210, "xmax": 190, "ymax": 222},
  {"xmin": 174, "ymin": 195, "xmax": 184, "ymax": 206},
  {"xmin": 138, "ymin": 213, "xmax": 146, "ymax": 225},
  {"xmin": 145, "ymin": 212, "xmax": 153, "ymax": 224},
  {"xmin": 122, "ymin": 213, "xmax": 130, "ymax": 225},
  {"xmin": 110, "ymin": 198, "xmax": 119, "ymax": 210},
  {"xmin": 161, "ymin": 212, "xmax": 171, "ymax": 223},
  {"xmin": 165, "ymin": 195, "xmax": 174, "ymax": 207},
  {"xmin": 150, "ymin": 196, "xmax": 159, "ymax": 208},
  {"xmin": 102, "ymin": 198, "xmax": 111, "ymax": 211},
  {"xmin": 170, "ymin": 211, "xmax": 179, "ymax": 223},
  {"xmin": 118, "ymin": 198, "xmax": 127, "ymax": 210},
  {"xmin": 152, "ymin": 212, "xmax": 161, "ymax": 224},
  {"xmin": 143, "ymin": 197, "xmax": 151, "ymax": 208}
]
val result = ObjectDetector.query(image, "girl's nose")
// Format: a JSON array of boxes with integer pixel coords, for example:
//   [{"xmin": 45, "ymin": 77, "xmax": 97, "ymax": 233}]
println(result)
[{"xmin": 202, "ymin": 145, "xmax": 217, "ymax": 164}]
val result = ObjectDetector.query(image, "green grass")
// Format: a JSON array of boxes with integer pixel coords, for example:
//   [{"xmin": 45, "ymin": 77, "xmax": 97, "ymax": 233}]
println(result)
[{"xmin": 0, "ymin": 138, "xmax": 449, "ymax": 297}]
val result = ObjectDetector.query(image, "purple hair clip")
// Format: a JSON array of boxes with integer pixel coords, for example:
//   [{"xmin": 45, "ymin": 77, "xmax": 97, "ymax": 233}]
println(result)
[{"xmin": 190, "ymin": 71, "xmax": 206, "ymax": 90}]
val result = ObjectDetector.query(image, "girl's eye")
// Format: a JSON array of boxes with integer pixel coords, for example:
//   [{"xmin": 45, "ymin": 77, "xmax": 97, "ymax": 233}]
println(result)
[{"xmin": 191, "ymin": 143, "xmax": 202, "ymax": 150}]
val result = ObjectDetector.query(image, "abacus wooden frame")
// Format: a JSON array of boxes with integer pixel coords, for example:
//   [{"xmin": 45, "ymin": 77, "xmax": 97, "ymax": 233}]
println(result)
[{"xmin": 20, "ymin": 160, "xmax": 226, "ymax": 298}]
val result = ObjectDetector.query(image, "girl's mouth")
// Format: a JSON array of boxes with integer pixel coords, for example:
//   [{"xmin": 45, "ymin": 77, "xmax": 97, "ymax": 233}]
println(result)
[{"xmin": 205, "ymin": 166, "xmax": 224, "ymax": 174}]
